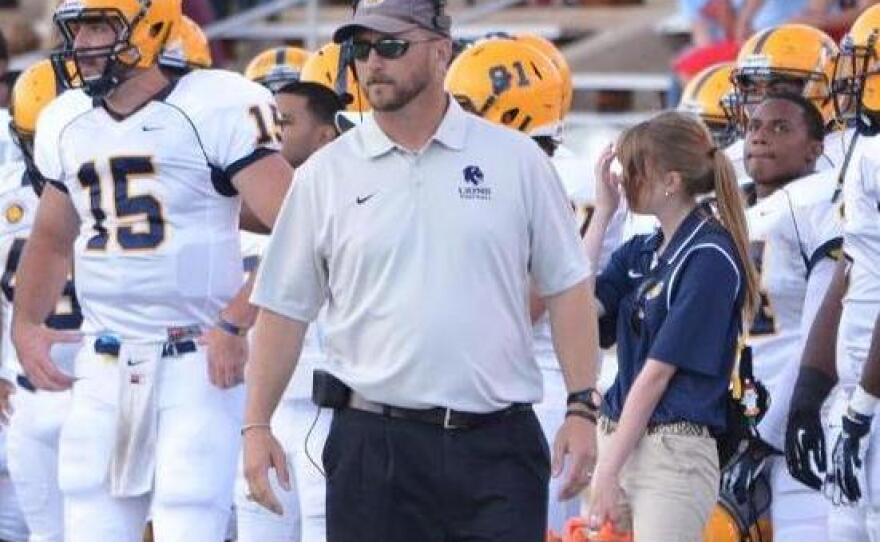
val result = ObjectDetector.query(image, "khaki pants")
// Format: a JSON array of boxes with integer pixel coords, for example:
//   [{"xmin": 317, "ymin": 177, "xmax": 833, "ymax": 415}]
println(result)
[{"xmin": 589, "ymin": 423, "xmax": 719, "ymax": 542}]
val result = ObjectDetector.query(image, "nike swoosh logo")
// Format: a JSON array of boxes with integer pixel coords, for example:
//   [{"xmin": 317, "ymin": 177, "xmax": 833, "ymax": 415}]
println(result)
[
  {"xmin": 127, "ymin": 358, "xmax": 147, "ymax": 366},
  {"xmin": 141, "ymin": 126, "xmax": 163, "ymax": 132},
  {"xmin": 356, "ymin": 194, "xmax": 375, "ymax": 205},
  {"xmin": 627, "ymin": 269, "xmax": 644, "ymax": 279}
]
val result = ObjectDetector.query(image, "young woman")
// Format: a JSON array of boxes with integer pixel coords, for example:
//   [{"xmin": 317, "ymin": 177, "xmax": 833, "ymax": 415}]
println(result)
[{"xmin": 584, "ymin": 111, "xmax": 759, "ymax": 540}]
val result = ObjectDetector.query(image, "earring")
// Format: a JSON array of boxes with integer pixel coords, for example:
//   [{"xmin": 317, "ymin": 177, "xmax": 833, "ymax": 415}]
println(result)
[{"xmin": 664, "ymin": 190, "xmax": 670, "ymax": 197}]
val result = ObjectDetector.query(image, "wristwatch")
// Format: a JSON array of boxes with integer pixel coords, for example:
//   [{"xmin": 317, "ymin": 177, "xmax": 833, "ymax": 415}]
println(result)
[{"xmin": 567, "ymin": 388, "xmax": 602, "ymax": 412}]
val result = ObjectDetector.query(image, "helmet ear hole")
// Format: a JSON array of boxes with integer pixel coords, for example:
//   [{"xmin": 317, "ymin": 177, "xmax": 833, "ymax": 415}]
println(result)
[
  {"xmin": 150, "ymin": 22, "xmax": 164, "ymax": 38},
  {"xmin": 500, "ymin": 108, "xmax": 519, "ymax": 124}
]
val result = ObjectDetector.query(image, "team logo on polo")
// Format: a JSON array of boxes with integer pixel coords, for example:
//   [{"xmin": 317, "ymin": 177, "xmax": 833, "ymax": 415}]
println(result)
[
  {"xmin": 645, "ymin": 281, "xmax": 664, "ymax": 300},
  {"xmin": 459, "ymin": 165, "xmax": 491, "ymax": 200}
]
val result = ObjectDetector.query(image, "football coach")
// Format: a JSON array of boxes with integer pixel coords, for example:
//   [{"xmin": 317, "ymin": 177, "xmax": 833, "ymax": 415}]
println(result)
[{"xmin": 241, "ymin": 1, "xmax": 602, "ymax": 540}]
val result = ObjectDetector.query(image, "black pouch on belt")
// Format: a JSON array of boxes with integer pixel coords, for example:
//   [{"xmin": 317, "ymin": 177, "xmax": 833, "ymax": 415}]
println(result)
[{"xmin": 312, "ymin": 369, "xmax": 351, "ymax": 409}]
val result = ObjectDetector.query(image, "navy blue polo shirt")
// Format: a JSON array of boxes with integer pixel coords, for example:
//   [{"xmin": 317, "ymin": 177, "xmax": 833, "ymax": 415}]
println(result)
[{"xmin": 595, "ymin": 205, "xmax": 745, "ymax": 431}]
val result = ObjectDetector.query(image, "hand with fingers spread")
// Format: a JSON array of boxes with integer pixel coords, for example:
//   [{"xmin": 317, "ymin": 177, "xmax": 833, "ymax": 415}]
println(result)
[
  {"xmin": 12, "ymin": 320, "xmax": 81, "ymax": 391},
  {"xmin": 785, "ymin": 366, "xmax": 835, "ymax": 490},
  {"xmin": 242, "ymin": 425, "xmax": 291, "ymax": 515},
  {"xmin": 199, "ymin": 322, "xmax": 248, "ymax": 389},
  {"xmin": 0, "ymin": 378, "xmax": 14, "ymax": 427},
  {"xmin": 552, "ymin": 413, "xmax": 597, "ymax": 501},
  {"xmin": 825, "ymin": 407, "xmax": 872, "ymax": 505},
  {"xmin": 594, "ymin": 144, "xmax": 622, "ymax": 215}
]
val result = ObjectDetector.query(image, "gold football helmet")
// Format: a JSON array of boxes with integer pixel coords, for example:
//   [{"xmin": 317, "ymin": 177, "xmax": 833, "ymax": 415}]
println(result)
[
  {"xmin": 9, "ymin": 59, "xmax": 64, "ymax": 177},
  {"xmin": 731, "ymin": 23, "xmax": 838, "ymax": 128},
  {"xmin": 158, "ymin": 15, "xmax": 210, "ymax": 72},
  {"xmin": 245, "ymin": 46, "xmax": 310, "ymax": 92},
  {"xmin": 51, "ymin": 0, "xmax": 181, "ymax": 97},
  {"xmin": 445, "ymin": 39, "xmax": 564, "ymax": 140},
  {"xmin": 834, "ymin": 5, "xmax": 880, "ymax": 126},
  {"xmin": 300, "ymin": 42, "xmax": 369, "ymax": 112},
  {"xmin": 702, "ymin": 466, "xmax": 773, "ymax": 542},
  {"xmin": 514, "ymin": 33, "xmax": 573, "ymax": 116},
  {"xmin": 678, "ymin": 62, "xmax": 739, "ymax": 147}
]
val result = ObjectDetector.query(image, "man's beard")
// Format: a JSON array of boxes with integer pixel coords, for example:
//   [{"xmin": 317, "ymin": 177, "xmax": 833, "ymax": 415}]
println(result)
[{"xmin": 365, "ymin": 72, "xmax": 430, "ymax": 112}]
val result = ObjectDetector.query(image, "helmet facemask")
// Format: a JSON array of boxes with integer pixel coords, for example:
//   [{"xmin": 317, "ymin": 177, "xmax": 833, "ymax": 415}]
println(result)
[
  {"xmin": 52, "ymin": 8, "xmax": 145, "ymax": 98},
  {"xmin": 834, "ymin": 31, "xmax": 880, "ymax": 134}
]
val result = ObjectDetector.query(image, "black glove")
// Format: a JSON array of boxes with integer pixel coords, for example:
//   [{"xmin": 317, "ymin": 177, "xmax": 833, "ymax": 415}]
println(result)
[
  {"xmin": 721, "ymin": 437, "xmax": 779, "ymax": 504},
  {"xmin": 785, "ymin": 366, "xmax": 835, "ymax": 490},
  {"xmin": 826, "ymin": 408, "xmax": 873, "ymax": 505}
]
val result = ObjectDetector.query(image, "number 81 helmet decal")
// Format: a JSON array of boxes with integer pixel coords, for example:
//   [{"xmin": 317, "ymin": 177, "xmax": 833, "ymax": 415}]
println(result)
[{"xmin": 445, "ymin": 39, "xmax": 564, "ymax": 142}]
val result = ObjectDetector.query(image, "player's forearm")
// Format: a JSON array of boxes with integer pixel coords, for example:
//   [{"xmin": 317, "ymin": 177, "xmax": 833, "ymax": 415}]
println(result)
[
  {"xmin": 799, "ymin": 257, "xmax": 847, "ymax": 378},
  {"xmin": 547, "ymin": 280, "xmax": 599, "ymax": 393},
  {"xmin": 244, "ymin": 309, "xmax": 308, "ymax": 425},
  {"xmin": 13, "ymin": 186, "xmax": 78, "ymax": 329},
  {"xmin": 13, "ymin": 235, "xmax": 72, "ymax": 328}
]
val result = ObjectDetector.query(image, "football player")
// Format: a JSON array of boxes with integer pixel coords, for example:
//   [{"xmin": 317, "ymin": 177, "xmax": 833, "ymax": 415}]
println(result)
[
  {"xmin": 1, "ymin": 59, "xmax": 91, "ymax": 542},
  {"xmin": 446, "ymin": 37, "xmax": 623, "ymax": 536},
  {"xmin": 784, "ymin": 6, "xmax": 880, "ymax": 541},
  {"xmin": 235, "ymin": 50, "xmax": 343, "ymax": 542},
  {"xmin": 677, "ymin": 62, "xmax": 739, "ymax": 149},
  {"xmin": 9, "ymin": 1, "xmax": 293, "ymax": 541},
  {"xmin": 719, "ymin": 92, "xmax": 842, "ymax": 542},
  {"xmin": 244, "ymin": 46, "xmax": 310, "ymax": 93},
  {"xmin": 300, "ymin": 41, "xmax": 370, "ymax": 113},
  {"xmin": 726, "ymin": 24, "xmax": 848, "ymax": 182}
]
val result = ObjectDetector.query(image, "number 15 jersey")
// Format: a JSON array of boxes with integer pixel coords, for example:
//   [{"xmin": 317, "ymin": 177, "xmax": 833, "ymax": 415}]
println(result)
[{"xmin": 34, "ymin": 69, "xmax": 281, "ymax": 341}]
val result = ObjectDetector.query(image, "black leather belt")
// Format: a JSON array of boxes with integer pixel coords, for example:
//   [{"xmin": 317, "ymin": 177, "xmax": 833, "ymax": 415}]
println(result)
[
  {"xmin": 348, "ymin": 392, "xmax": 532, "ymax": 430},
  {"xmin": 94, "ymin": 338, "xmax": 197, "ymax": 358}
]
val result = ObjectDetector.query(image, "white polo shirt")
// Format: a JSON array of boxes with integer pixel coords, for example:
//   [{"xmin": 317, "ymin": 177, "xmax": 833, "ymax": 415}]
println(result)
[{"xmin": 252, "ymin": 98, "xmax": 590, "ymax": 412}]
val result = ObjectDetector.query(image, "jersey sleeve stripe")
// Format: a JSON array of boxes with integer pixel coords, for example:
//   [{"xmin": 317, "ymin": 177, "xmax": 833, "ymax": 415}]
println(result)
[
  {"xmin": 806, "ymin": 237, "xmax": 843, "ymax": 278},
  {"xmin": 224, "ymin": 147, "xmax": 277, "ymax": 184}
]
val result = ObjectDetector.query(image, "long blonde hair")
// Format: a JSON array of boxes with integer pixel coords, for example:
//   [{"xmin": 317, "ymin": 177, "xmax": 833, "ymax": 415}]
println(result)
[{"xmin": 616, "ymin": 111, "xmax": 759, "ymax": 320}]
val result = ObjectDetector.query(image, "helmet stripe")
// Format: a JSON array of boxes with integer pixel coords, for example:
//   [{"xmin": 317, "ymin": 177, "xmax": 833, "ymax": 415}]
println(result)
[
  {"xmin": 689, "ymin": 64, "xmax": 723, "ymax": 101},
  {"xmin": 751, "ymin": 27, "xmax": 777, "ymax": 56},
  {"xmin": 275, "ymin": 47, "xmax": 286, "ymax": 67}
]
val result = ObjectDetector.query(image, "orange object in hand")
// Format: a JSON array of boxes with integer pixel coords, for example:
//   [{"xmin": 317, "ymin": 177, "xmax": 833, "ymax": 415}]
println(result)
[{"xmin": 561, "ymin": 517, "xmax": 633, "ymax": 542}]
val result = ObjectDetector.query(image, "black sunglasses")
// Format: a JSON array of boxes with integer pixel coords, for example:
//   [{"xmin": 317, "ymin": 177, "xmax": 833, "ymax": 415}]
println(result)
[{"xmin": 350, "ymin": 37, "xmax": 439, "ymax": 61}]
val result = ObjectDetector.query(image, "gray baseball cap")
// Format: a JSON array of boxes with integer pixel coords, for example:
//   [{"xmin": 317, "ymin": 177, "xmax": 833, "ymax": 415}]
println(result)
[{"xmin": 332, "ymin": 0, "xmax": 451, "ymax": 43}]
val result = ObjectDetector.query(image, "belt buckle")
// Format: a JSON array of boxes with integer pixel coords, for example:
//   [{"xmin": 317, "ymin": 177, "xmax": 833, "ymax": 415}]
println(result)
[{"xmin": 443, "ymin": 409, "xmax": 462, "ymax": 430}]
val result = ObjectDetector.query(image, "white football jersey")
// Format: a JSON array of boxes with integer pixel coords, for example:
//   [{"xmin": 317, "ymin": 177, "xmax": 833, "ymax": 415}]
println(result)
[
  {"xmin": 240, "ymin": 232, "xmax": 325, "ymax": 400},
  {"xmin": 0, "ymin": 109, "xmax": 20, "ymax": 166},
  {"xmin": 837, "ymin": 134, "xmax": 880, "ymax": 386},
  {"xmin": 34, "ymin": 70, "xmax": 280, "ymax": 341},
  {"xmin": 725, "ymin": 127, "xmax": 854, "ymax": 185},
  {"xmin": 746, "ymin": 170, "xmax": 843, "ymax": 397},
  {"xmin": 0, "ymin": 162, "xmax": 82, "ymax": 377},
  {"xmin": 533, "ymin": 148, "xmax": 625, "ymax": 371}
]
